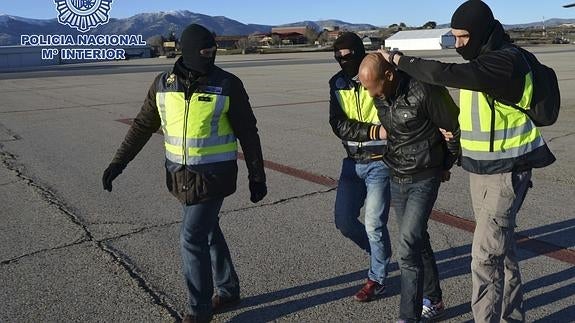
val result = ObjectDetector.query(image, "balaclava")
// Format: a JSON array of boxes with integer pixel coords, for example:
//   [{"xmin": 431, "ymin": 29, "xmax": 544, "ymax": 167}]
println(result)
[
  {"xmin": 333, "ymin": 32, "xmax": 366, "ymax": 79},
  {"xmin": 451, "ymin": 0, "xmax": 496, "ymax": 60},
  {"xmin": 180, "ymin": 24, "xmax": 217, "ymax": 74}
]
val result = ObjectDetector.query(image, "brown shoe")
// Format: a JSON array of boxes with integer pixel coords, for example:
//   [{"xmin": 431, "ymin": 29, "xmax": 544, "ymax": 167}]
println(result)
[
  {"xmin": 182, "ymin": 314, "xmax": 212, "ymax": 323},
  {"xmin": 212, "ymin": 294, "xmax": 241, "ymax": 313},
  {"xmin": 353, "ymin": 279, "xmax": 386, "ymax": 302}
]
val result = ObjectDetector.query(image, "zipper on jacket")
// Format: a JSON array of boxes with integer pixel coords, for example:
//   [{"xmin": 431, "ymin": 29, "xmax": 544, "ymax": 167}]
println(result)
[
  {"xmin": 181, "ymin": 73, "xmax": 192, "ymax": 191},
  {"xmin": 354, "ymin": 82, "xmax": 363, "ymax": 149}
]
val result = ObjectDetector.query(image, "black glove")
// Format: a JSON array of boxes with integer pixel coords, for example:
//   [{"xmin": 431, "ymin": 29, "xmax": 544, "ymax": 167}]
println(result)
[
  {"xmin": 249, "ymin": 181, "xmax": 267, "ymax": 203},
  {"xmin": 102, "ymin": 163, "xmax": 125, "ymax": 192}
]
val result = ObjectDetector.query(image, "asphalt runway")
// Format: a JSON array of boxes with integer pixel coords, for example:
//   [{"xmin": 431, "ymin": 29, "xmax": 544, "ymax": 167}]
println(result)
[{"xmin": 1, "ymin": 47, "xmax": 574, "ymax": 322}]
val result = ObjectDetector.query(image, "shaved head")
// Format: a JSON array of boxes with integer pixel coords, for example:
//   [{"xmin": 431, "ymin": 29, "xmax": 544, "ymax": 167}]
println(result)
[
  {"xmin": 359, "ymin": 53, "xmax": 396, "ymax": 98},
  {"xmin": 359, "ymin": 53, "xmax": 393, "ymax": 82}
]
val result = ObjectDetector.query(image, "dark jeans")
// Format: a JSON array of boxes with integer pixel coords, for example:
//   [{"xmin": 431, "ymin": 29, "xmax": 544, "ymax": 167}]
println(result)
[
  {"xmin": 180, "ymin": 198, "xmax": 239, "ymax": 317},
  {"xmin": 392, "ymin": 175, "xmax": 443, "ymax": 322}
]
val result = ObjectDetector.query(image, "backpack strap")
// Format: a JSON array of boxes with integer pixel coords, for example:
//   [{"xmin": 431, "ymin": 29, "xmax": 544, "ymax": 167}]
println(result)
[{"xmin": 495, "ymin": 47, "xmax": 532, "ymax": 112}]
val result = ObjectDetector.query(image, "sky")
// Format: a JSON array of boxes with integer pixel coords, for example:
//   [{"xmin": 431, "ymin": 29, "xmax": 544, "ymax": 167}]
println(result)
[{"xmin": 1, "ymin": 0, "xmax": 574, "ymax": 27}]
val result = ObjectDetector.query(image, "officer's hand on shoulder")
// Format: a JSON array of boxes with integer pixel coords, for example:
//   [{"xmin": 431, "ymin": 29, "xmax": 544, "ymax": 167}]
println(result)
[
  {"xmin": 249, "ymin": 181, "xmax": 267, "ymax": 203},
  {"xmin": 102, "ymin": 163, "xmax": 126, "ymax": 192}
]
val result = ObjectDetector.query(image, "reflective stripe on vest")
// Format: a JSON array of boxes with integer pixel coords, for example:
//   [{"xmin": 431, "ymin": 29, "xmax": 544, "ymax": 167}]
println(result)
[
  {"xmin": 156, "ymin": 87, "xmax": 237, "ymax": 165},
  {"xmin": 459, "ymin": 72, "xmax": 544, "ymax": 161},
  {"xmin": 336, "ymin": 84, "xmax": 385, "ymax": 147}
]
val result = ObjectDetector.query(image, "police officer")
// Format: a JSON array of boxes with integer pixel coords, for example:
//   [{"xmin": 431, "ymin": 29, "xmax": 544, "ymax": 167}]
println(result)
[
  {"xmin": 379, "ymin": 1, "xmax": 556, "ymax": 321},
  {"xmin": 329, "ymin": 32, "xmax": 392, "ymax": 302},
  {"xmin": 102, "ymin": 24, "xmax": 267, "ymax": 323}
]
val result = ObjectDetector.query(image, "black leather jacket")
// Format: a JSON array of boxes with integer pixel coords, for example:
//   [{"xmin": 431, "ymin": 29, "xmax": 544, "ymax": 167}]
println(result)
[{"xmin": 375, "ymin": 73, "xmax": 460, "ymax": 179}]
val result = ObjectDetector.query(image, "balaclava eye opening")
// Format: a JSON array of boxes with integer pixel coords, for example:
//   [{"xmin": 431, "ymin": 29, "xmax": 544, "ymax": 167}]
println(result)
[
  {"xmin": 451, "ymin": 0, "xmax": 495, "ymax": 60},
  {"xmin": 333, "ymin": 32, "xmax": 366, "ymax": 79},
  {"xmin": 180, "ymin": 24, "xmax": 217, "ymax": 74}
]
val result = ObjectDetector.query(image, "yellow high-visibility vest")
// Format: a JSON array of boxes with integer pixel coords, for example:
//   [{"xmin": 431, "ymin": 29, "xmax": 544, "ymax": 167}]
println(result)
[
  {"xmin": 156, "ymin": 73, "xmax": 237, "ymax": 165},
  {"xmin": 459, "ymin": 72, "xmax": 545, "ymax": 170},
  {"xmin": 335, "ymin": 81, "xmax": 385, "ymax": 148}
]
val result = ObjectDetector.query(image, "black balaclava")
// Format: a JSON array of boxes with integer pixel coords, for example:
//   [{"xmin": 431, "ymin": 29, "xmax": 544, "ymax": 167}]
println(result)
[
  {"xmin": 180, "ymin": 24, "xmax": 216, "ymax": 74},
  {"xmin": 333, "ymin": 32, "xmax": 366, "ymax": 79},
  {"xmin": 451, "ymin": 0, "xmax": 495, "ymax": 60}
]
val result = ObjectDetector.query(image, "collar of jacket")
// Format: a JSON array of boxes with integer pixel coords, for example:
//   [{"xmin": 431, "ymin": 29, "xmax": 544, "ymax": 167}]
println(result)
[
  {"xmin": 385, "ymin": 71, "xmax": 411, "ymax": 104},
  {"xmin": 172, "ymin": 57, "xmax": 209, "ymax": 84},
  {"xmin": 335, "ymin": 70, "xmax": 360, "ymax": 88}
]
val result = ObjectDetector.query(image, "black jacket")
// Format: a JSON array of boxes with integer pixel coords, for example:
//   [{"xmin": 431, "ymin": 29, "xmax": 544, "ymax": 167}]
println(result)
[
  {"xmin": 329, "ymin": 71, "xmax": 384, "ymax": 162},
  {"xmin": 396, "ymin": 23, "xmax": 555, "ymax": 172},
  {"xmin": 111, "ymin": 58, "xmax": 266, "ymax": 204},
  {"xmin": 376, "ymin": 73, "xmax": 460, "ymax": 179}
]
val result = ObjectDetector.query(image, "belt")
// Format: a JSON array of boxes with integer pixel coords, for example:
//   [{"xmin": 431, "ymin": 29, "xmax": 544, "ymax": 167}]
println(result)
[
  {"xmin": 391, "ymin": 168, "xmax": 440, "ymax": 184},
  {"xmin": 353, "ymin": 154, "xmax": 384, "ymax": 164}
]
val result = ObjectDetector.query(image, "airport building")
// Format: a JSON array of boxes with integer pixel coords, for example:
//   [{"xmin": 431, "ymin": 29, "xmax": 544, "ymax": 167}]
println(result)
[{"xmin": 385, "ymin": 28, "xmax": 455, "ymax": 50}]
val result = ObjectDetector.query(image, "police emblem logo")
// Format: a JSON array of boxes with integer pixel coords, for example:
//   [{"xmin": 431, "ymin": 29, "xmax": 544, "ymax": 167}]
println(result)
[
  {"xmin": 54, "ymin": 0, "xmax": 113, "ymax": 33},
  {"xmin": 166, "ymin": 73, "xmax": 176, "ymax": 85}
]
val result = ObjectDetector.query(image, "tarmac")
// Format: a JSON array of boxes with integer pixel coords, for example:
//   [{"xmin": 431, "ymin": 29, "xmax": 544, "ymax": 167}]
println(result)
[{"xmin": 0, "ymin": 46, "xmax": 574, "ymax": 322}]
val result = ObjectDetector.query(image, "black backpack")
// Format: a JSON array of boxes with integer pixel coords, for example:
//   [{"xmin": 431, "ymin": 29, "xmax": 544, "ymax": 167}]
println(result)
[{"xmin": 501, "ymin": 47, "xmax": 561, "ymax": 127}]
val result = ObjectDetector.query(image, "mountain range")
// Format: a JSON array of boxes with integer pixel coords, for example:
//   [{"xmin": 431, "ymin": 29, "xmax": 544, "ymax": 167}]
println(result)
[{"xmin": 1, "ymin": 10, "xmax": 574, "ymax": 46}]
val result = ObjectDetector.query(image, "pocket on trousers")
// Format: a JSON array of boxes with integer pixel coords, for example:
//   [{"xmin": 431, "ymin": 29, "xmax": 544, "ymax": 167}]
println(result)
[{"xmin": 482, "ymin": 215, "xmax": 513, "ymax": 257}]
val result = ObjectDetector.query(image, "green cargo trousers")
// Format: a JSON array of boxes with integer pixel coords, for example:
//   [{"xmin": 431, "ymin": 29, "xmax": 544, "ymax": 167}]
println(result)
[{"xmin": 469, "ymin": 170, "xmax": 532, "ymax": 323}]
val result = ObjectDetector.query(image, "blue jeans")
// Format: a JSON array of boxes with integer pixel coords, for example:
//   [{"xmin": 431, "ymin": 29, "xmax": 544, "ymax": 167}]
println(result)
[
  {"xmin": 334, "ymin": 158, "xmax": 392, "ymax": 284},
  {"xmin": 392, "ymin": 175, "xmax": 442, "ymax": 322},
  {"xmin": 180, "ymin": 198, "xmax": 239, "ymax": 317}
]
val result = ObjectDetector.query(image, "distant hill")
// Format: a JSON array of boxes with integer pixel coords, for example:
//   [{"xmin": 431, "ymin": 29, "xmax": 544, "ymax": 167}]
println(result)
[
  {"xmin": 277, "ymin": 19, "xmax": 377, "ymax": 31},
  {"xmin": 1, "ymin": 11, "xmax": 573, "ymax": 46},
  {"xmin": 0, "ymin": 11, "xmax": 274, "ymax": 46},
  {"xmin": 0, "ymin": 11, "xmax": 380, "ymax": 46},
  {"xmin": 95, "ymin": 11, "xmax": 273, "ymax": 37},
  {"xmin": 505, "ymin": 18, "xmax": 575, "ymax": 29},
  {"xmin": 437, "ymin": 18, "xmax": 575, "ymax": 29}
]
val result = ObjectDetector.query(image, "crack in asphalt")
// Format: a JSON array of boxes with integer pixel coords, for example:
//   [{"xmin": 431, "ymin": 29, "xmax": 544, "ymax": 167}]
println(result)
[
  {"xmin": 548, "ymin": 131, "xmax": 575, "ymax": 142},
  {"xmin": 0, "ymin": 238, "xmax": 89, "ymax": 265},
  {"xmin": 99, "ymin": 188, "xmax": 338, "ymax": 243},
  {"xmin": 0, "ymin": 146, "xmax": 182, "ymax": 320},
  {"xmin": 220, "ymin": 187, "xmax": 337, "ymax": 215},
  {"xmin": 98, "ymin": 241, "xmax": 182, "ymax": 319},
  {"xmin": 0, "ymin": 144, "xmax": 336, "ymax": 320},
  {"xmin": 100, "ymin": 220, "xmax": 182, "ymax": 243}
]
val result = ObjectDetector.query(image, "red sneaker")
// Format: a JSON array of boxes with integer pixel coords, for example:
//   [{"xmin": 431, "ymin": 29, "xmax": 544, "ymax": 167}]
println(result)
[{"xmin": 353, "ymin": 279, "xmax": 386, "ymax": 302}]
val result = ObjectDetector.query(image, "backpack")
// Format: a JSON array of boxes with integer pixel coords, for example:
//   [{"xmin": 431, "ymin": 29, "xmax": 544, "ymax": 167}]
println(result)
[{"xmin": 501, "ymin": 47, "xmax": 561, "ymax": 126}]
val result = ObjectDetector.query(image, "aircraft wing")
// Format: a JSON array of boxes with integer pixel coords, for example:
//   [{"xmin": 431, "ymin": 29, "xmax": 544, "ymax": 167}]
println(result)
[{"xmin": 564, "ymin": 3, "xmax": 575, "ymax": 8}]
